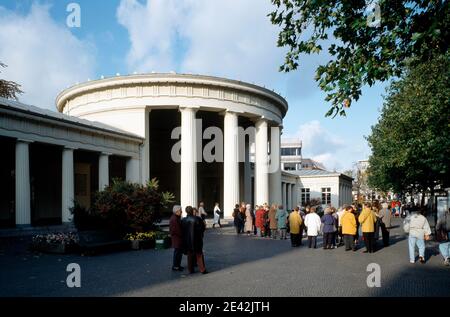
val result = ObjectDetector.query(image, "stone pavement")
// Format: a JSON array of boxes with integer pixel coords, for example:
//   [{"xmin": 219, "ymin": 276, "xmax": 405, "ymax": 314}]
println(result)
[{"xmin": 0, "ymin": 218, "xmax": 449, "ymax": 297}]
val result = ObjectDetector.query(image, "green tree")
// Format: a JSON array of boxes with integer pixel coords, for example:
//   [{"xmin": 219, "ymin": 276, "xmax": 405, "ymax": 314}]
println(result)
[
  {"xmin": 0, "ymin": 62, "xmax": 22, "ymax": 99},
  {"xmin": 366, "ymin": 53, "xmax": 450, "ymax": 204},
  {"xmin": 270, "ymin": 0, "xmax": 449, "ymax": 117}
]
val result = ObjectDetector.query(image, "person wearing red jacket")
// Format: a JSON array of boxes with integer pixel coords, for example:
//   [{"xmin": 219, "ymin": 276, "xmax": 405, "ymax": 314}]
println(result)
[{"xmin": 255, "ymin": 205, "xmax": 266, "ymax": 237}]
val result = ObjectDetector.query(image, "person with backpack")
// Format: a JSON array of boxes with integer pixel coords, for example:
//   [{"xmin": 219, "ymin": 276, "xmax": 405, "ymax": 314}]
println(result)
[
  {"xmin": 435, "ymin": 208, "xmax": 450, "ymax": 266},
  {"xmin": 403, "ymin": 206, "xmax": 431, "ymax": 264}
]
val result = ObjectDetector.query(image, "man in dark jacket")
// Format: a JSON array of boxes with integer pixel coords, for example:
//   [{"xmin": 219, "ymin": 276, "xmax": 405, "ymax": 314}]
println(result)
[
  {"xmin": 181, "ymin": 206, "xmax": 208, "ymax": 274},
  {"xmin": 169, "ymin": 205, "xmax": 184, "ymax": 271}
]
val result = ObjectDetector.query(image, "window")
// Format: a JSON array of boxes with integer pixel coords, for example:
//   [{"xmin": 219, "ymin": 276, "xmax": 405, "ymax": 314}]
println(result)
[
  {"xmin": 283, "ymin": 163, "xmax": 297, "ymax": 171},
  {"xmin": 321, "ymin": 187, "xmax": 331, "ymax": 205},
  {"xmin": 281, "ymin": 147, "xmax": 300, "ymax": 156},
  {"xmin": 301, "ymin": 188, "xmax": 310, "ymax": 205}
]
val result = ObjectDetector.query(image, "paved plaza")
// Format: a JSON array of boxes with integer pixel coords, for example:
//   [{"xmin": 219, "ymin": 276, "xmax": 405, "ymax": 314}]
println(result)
[{"xmin": 1, "ymin": 218, "xmax": 449, "ymax": 297}]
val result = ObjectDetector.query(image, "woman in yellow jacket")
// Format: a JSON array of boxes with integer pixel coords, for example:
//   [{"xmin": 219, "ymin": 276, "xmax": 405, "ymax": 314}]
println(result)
[
  {"xmin": 358, "ymin": 203, "xmax": 378, "ymax": 253},
  {"xmin": 289, "ymin": 207, "xmax": 303, "ymax": 247},
  {"xmin": 341, "ymin": 206, "xmax": 357, "ymax": 251}
]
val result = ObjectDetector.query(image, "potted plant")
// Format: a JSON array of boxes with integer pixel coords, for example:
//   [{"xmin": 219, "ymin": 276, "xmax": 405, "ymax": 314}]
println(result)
[
  {"xmin": 125, "ymin": 231, "xmax": 156, "ymax": 250},
  {"xmin": 154, "ymin": 231, "xmax": 171, "ymax": 250},
  {"xmin": 31, "ymin": 232, "xmax": 79, "ymax": 254}
]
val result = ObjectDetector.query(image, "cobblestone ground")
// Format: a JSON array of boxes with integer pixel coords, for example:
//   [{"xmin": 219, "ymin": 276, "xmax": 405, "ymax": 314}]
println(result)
[{"xmin": 0, "ymin": 218, "xmax": 449, "ymax": 297}]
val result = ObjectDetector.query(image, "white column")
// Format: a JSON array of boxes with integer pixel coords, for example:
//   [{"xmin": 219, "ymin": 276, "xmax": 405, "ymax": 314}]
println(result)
[
  {"xmin": 292, "ymin": 183, "xmax": 299, "ymax": 208},
  {"xmin": 269, "ymin": 125, "xmax": 282, "ymax": 206},
  {"xmin": 99, "ymin": 153, "xmax": 110, "ymax": 190},
  {"xmin": 62, "ymin": 147, "xmax": 75, "ymax": 223},
  {"xmin": 180, "ymin": 107, "xmax": 198, "ymax": 214},
  {"xmin": 126, "ymin": 157, "xmax": 140, "ymax": 183},
  {"xmin": 141, "ymin": 108, "xmax": 151, "ymax": 185},
  {"xmin": 244, "ymin": 137, "xmax": 252, "ymax": 204},
  {"xmin": 255, "ymin": 118, "xmax": 269, "ymax": 205},
  {"xmin": 15, "ymin": 140, "xmax": 31, "ymax": 226},
  {"xmin": 282, "ymin": 182, "xmax": 287, "ymax": 210},
  {"xmin": 287, "ymin": 183, "xmax": 292, "ymax": 210},
  {"xmin": 223, "ymin": 111, "xmax": 240, "ymax": 218}
]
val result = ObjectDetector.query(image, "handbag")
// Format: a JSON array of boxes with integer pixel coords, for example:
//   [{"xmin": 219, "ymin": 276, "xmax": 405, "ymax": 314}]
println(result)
[{"xmin": 436, "ymin": 228, "xmax": 449, "ymax": 242}]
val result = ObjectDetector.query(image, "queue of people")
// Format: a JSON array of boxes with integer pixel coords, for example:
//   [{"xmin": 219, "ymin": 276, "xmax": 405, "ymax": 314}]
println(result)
[{"xmin": 169, "ymin": 200, "xmax": 450, "ymax": 273}]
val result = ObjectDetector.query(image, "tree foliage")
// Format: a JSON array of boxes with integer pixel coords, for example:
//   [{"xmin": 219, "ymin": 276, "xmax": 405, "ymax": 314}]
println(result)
[
  {"xmin": 0, "ymin": 62, "xmax": 22, "ymax": 100},
  {"xmin": 270, "ymin": 0, "xmax": 449, "ymax": 117},
  {"xmin": 367, "ymin": 53, "xmax": 450, "ymax": 197}
]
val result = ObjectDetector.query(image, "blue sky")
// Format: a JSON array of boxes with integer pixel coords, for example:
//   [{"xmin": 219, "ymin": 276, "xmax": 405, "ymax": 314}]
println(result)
[{"xmin": 0, "ymin": 0, "xmax": 386, "ymax": 171}]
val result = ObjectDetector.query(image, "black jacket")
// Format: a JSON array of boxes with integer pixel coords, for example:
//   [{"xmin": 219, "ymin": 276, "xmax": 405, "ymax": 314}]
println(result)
[{"xmin": 181, "ymin": 215, "xmax": 205, "ymax": 253}]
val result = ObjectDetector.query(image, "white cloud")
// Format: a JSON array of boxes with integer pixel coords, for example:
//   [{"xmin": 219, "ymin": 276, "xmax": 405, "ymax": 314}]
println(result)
[
  {"xmin": 288, "ymin": 120, "xmax": 353, "ymax": 171},
  {"xmin": 0, "ymin": 3, "xmax": 95, "ymax": 110}
]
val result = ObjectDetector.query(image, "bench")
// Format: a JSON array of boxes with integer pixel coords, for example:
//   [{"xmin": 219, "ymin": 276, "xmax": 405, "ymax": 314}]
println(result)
[{"xmin": 78, "ymin": 231, "xmax": 129, "ymax": 255}]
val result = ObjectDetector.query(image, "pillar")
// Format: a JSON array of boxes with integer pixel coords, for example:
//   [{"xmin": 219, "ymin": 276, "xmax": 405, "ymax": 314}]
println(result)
[
  {"xmin": 269, "ymin": 125, "xmax": 282, "ymax": 206},
  {"xmin": 62, "ymin": 147, "xmax": 75, "ymax": 223},
  {"xmin": 99, "ymin": 152, "xmax": 110, "ymax": 190},
  {"xmin": 282, "ymin": 182, "xmax": 286, "ymax": 210},
  {"xmin": 255, "ymin": 118, "xmax": 269, "ymax": 205},
  {"xmin": 223, "ymin": 111, "xmax": 240, "ymax": 218},
  {"xmin": 15, "ymin": 140, "xmax": 31, "ymax": 226},
  {"xmin": 180, "ymin": 107, "xmax": 198, "ymax": 214},
  {"xmin": 126, "ymin": 157, "xmax": 140, "ymax": 183}
]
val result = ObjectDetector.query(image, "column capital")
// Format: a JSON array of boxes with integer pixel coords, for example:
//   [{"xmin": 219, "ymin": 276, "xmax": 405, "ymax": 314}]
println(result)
[
  {"xmin": 220, "ymin": 109, "xmax": 243, "ymax": 116},
  {"xmin": 63, "ymin": 146, "xmax": 77, "ymax": 151},
  {"xmin": 100, "ymin": 152, "xmax": 113, "ymax": 156}
]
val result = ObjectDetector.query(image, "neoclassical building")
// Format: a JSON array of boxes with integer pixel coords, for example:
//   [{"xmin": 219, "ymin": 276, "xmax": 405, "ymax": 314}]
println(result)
[{"xmin": 0, "ymin": 73, "xmax": 302, "ymax": 229}]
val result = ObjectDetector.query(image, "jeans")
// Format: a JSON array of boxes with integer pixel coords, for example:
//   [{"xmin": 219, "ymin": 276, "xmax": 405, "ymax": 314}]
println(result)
[
  {"xmin": 438, "ymin": 232, "xmax": 450, "ymax": 260},
  {"xmin": 172, "ymin": 248, "xmax": 183, "ymax": 268},
  {"xmin": 308, "ymin": 236, "xmax": 317, "ymax": 248},
  {"xmin": 279, "ymin": 228, "xmax": 287, "ymax": 239},
  {"xmin": 408, "ymin": 236, "xmax": 425, "ymax": 262},
  {"xmin": 343, "ymin": 234, "xmax": 355, "ymax": 250}
]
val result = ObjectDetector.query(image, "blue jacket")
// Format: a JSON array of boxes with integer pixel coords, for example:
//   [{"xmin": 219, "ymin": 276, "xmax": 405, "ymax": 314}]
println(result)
[
  {"xmin": 321, "ymin": 214, "xmax": 337, "ymax": 233},
  {"xmin": 275, "ymin": 209, "xmax": 288, "ymax": 229}
]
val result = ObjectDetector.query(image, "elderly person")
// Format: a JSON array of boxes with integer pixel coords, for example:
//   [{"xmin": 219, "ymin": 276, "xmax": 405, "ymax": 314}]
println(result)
[
  {"xmin": 244, "ymin": 204, "xmax": 253, "ymax": 236},
  {"xmin": 321, "ymin": 207, "xmax": 337, "ymax": 249},
  {"xmin": 268, "ymin": 204, "xmax": 278, "ymax": 239},
  {"xmin": 169, "ymin": 205, "xmax": 184, "ymax": 271},
  {"xmin": 359, "ymin": 202, "xmax": 377, "ymax": 253},
  {"xmin": 304, "ymin": 206, "xmax": 321, "ymax": 249},
  {"xmin": 379, "ymin": 203, "xmax": 392, "ymax": 247},
  {"xmin": 289, "ymin": 207, "xmax": 303, "ymax": 247},
  {"xmin": 182, "ymin": 206, "xmax": 208, "ymax": 274},
  {"xmin": 436, "ymin": 208, "xmax": 450, "ymax": 266},
  {"xmin": 404, "ymin": 206, "xmax": 431, "ymax": 264},
  {"xmin": 276, "ymin": 205, "xmax": 288, "ymax": 240},
  {"xmin": 341, "ymin": 206, "xmax": 357, "ymax": 251},
  {"xmin": 198, "ymin": 202, "xmax": 207, "ymax": 221}
]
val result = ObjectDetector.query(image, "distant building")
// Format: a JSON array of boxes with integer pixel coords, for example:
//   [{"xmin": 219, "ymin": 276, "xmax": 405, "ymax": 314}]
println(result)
[{"xmin": 281, "ymin": 138, "xmax": 352, "ymax": 208}]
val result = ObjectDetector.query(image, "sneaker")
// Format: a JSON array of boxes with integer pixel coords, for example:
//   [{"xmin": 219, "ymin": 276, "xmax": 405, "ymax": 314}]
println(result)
[
  {"xmin": 172, "ymin": 267, "xmax": 180, "ymax": 271},
  {"xmin": 419, "ymin": 256, "xmax": 425, "ymax": 263},
  {"xmin": 410, "ymin": 260, "xmax": 415, "ymax": 264},
  {"xmin": 444, "ymin": 258, "xmax": 449, "ymax": 266}
]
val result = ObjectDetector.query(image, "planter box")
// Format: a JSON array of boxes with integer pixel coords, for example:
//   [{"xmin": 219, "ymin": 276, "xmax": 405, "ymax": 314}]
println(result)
[
  {"xmin": 31, "ymin": 242, "xmax": 76, "ymax": 254},
  {"xmin": 130, "ymin": 239, "xmax": 155, "ymax": 250}
]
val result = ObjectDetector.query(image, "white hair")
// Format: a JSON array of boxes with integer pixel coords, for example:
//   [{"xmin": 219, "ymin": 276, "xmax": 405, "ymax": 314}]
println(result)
[{"xmin": 173, "ymin": 205, "xmax": 182, "ymax": 214}]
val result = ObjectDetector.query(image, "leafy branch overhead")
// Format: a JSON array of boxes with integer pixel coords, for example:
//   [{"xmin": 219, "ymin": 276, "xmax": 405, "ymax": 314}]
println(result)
[
  {"xmin": 270, "ymin": 0, "xmax": 449, "ymax": 117},
  {"xmin": 0, "ymin": 62, "xmax": 23, "ymax": 100}
]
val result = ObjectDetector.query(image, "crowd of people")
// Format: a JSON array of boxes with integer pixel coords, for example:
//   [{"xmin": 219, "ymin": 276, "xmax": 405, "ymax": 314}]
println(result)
[{"xmin": 169, "ymin": 200, "xmax": 450, "ymax": 273}]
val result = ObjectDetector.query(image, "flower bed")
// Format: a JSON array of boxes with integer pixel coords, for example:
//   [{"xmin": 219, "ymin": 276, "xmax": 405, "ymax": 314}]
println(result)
[
  {"xmin": 125, "ymin": 231, "xmax": 156, "ymax": 250},
  {"xmin": 31, "ymin": 232, "xmax": 79, "ymax": 254}
]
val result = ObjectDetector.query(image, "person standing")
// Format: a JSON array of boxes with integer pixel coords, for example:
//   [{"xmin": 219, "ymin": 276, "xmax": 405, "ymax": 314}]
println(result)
[
  {"xmin": 264, "ymin": 204, "xmax": 271, "ymax": 237},
  {"xmin": 212, "ymin": 202, "xmax": 222, "ymax": 228},
  {"xmin": 304, "ymin": 207, "xmax": 321, "ymax": 249},
  {"xmin": 181, "ymin": 206, "xmax": 208, "ymax": 274},
  {"xmin": 169, "ymin": 205, "xmax": 184, "ymax": 271},
  {"xmin": 268, "ymin": 204, "xmax": 278, "ymax": 239},
  {"xmin": 404, "ymin": 206, "xmax": 431, "ymax": 264},
  {"xmin": 275, "ymin": 205, "xmax": 288, "ymax": 240},
  {"xmin": 321, "ymin": 207, "xmax": 337, "ymax": 249},
  {"xmin": 198, "ymin": 202, "xmax": 207, "ymax": 221},
  {"xmin": 336, "ymin": 206, "xmax": 345, "ymax": 247},
  {"xmin": 379, "ymin": 204, "xmax": 392, "ymax": 247},
  {"xmin": 289, "ymin": 207, "xmax": 303, "ymax": 247},
  {"xmin": 359, "ymin": 203, "xmax": 377, "ymax": 253},
  {"xmin": 238, "ymin": 204, "xmax": 246, "ymax": 234},
  {"xmin": 232, "ymin": 204, "xmax": 241, "ymax": 234},
  {"xmin": 244, "ymin": 204, "xmax": 254, "ymax": 236},
  {"xmin": 436, "ymin": 208, "xmax": 450, "ymax": 266},
  {"xmin": 341, "ymin": 206, "xmax": 357, "ymax": 251}
]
